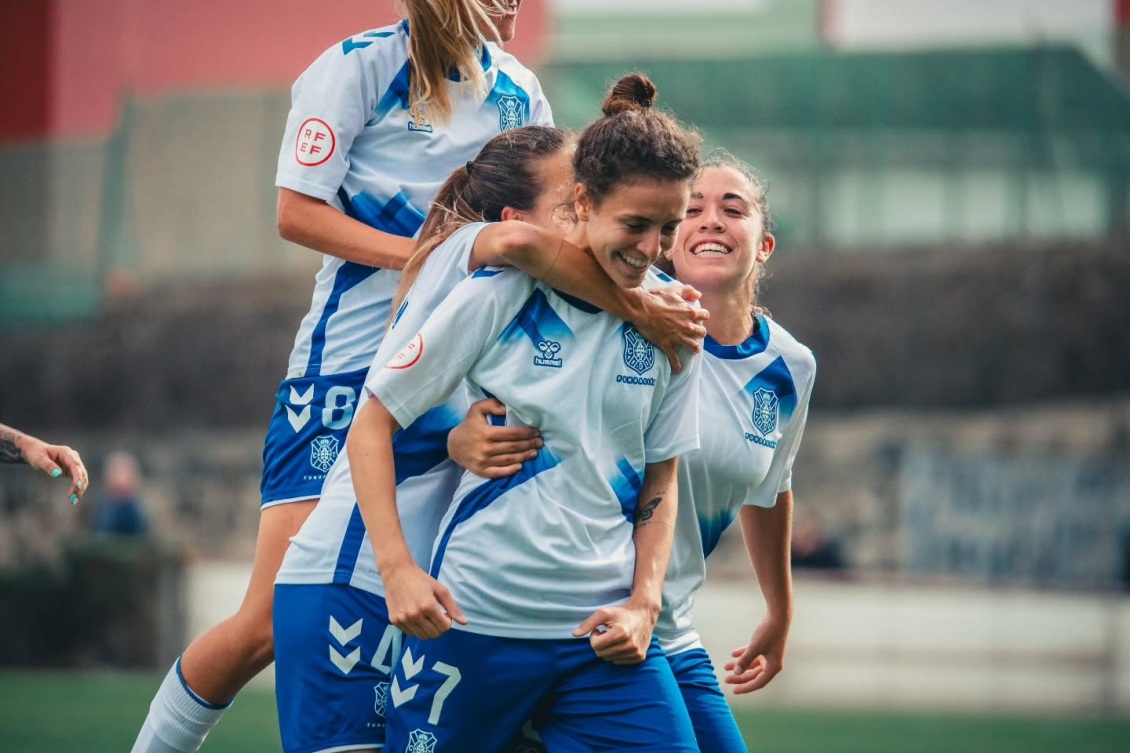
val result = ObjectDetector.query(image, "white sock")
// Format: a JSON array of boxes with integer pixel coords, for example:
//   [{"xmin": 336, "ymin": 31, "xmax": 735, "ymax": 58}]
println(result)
[{"xmin": 131, "ymin": 657, "xmax": 232, "ymax": 753}]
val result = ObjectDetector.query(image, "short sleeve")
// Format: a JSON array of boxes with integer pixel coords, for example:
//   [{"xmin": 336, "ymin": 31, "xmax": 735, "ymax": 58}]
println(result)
[
  {"xmin": 275, "ymin": 39, "xmax": 382, "ymax": 201},
  {"xmin": 365, "ymin": 269, "xmax": 529, "ymax": 428},
  {"xmin": 745, "ymin": 360, "xmax": 816, "ymax": 508},
  {"xmin": 528, "ymin": 81, "xmax": 554, "ymax": 127}
]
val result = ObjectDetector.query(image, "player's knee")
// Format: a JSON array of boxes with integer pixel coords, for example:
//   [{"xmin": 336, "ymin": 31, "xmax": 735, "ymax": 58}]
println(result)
[{"xmin": 230, "ymin": 606, "xmax": 275, "ymax": 662}]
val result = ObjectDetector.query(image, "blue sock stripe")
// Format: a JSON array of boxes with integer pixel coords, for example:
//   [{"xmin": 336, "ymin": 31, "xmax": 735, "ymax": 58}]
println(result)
[{"xmin": 174, "ymin": 656, "xmax": 231, "ymax": 710}]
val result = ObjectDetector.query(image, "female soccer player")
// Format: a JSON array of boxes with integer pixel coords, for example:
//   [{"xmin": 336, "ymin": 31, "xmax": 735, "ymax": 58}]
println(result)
[
  {"xmin": 654, "ymin": 151, "xmax": 816, "ymax": 752},
  {"xmin": 130, "ymin": 3, "xmax": 556, "ymax": 752},
  {"xmin": 465, "ymin": 151, "xmax": 816, "ymax": 752},
  {"xmin": 352, "ymin": 74, "xmax": 704, "ymax": 753},
  {"xmin": 272, "ymin": 123, "xmax": 707, "ymax": 753}
]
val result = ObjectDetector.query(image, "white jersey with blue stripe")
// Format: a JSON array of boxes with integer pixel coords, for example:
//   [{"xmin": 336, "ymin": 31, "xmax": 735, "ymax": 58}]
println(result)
[
  {"xmin": 367, "ymin": 267, "xmax": 703, "ymax": 639},
  {"xmin": 276, "ymin": 223, "xmax": 490, "ymax": 594},
  {"xmin": 276, "ymin": 21, "xmax": 552, "ymax": 379},
  {"xmin": 657, "ymin": 315, "xmax": 816, "ymax": 655}
]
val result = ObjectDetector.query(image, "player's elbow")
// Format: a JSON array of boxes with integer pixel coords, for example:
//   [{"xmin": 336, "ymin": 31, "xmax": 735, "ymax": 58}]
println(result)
[{"xmin": 276, "ymin": 188, "xmax": 312, "ymax": 243}]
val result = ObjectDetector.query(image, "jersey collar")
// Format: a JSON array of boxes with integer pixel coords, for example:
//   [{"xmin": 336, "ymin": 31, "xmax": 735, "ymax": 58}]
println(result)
[{"xmin": 703, "ymin": 315, "xmax": 770, "ymax": 359}]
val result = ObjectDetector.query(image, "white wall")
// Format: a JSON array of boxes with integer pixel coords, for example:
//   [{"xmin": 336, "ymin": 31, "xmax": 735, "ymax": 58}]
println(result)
[
  {"xmin": 696, "ymin": 577, "xmax": 1130, "ymax": 713},
  {"xmin": 188, "ymin": 562, "xmax": 1130, "ymax": 711}
]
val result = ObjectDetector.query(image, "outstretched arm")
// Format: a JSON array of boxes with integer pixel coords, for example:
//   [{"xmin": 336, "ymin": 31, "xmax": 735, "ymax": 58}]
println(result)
[
  {"xmin": 725, "ymin": 491, "xmax": 794, "ymax": 693},
  {"xmin": 0, "ymin": 424, "xmax": 88, "ymax": 504},
  {"xmin": 471, "ymin": 222, "xmax": 708, "ymax": 372},
  {"xmin": 575, "ymin": 458, "xmax": 680, "ymax": 664},
  {"xmin": 347, "ymin": 399, "xmax": 467, "ymax": 639},
  {"xmin": 277, "ymin": 187, "xmax": 417, "ymax": 270}
]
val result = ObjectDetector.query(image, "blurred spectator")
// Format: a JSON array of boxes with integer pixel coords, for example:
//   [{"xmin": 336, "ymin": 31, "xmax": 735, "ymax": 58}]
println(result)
[
  {"xmin": 92, "ymin": 451, "xmax": 150, "ymax": 537},
  {"xmin": 791, "ymin": 518, "xmax": 847, "ymax": 572}
]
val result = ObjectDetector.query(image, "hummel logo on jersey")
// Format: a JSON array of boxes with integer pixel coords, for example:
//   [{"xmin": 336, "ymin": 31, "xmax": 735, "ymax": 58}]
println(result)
[
  {"xmin": 752, "ymin": 387, "xmax": 779, "ymax": 435},
  {"xmin": 286, "ymin": 384, "xmax": 315, "ymax": 432},
  {"xmin": 498, "ymin": 94, "xmax": 524, "ymax": 131},
  {"xmin": 310, "ymin": 435, "xmax": 340, "ymax": 473},
  {"xmin": 328, "ymin": 615, "xmax": 362, "ymax": 674},
  {"xmin": 534, "ymin": 340, "xmax": 562, "ymax": 368},
  {"xmin": 407, "ymin": 104, "xmax": 434, "ymax": 133},
  {"xmin": 622, "ymin": 326, "xmax": 656, "ymax": 375},
  {"xmin": 406, "ymin": 730, "xmax": 438, "ymax": 753}
]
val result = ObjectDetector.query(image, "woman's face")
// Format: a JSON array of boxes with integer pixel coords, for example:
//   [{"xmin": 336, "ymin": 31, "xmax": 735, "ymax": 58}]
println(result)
[
  {"xmin": 526, "ymin": 148, "xmax": 576, "ymax": 233},
  {"xmin": 504, "ymin": 148, "xmax": 576, "ymax": 233},
  {"xmin": 576, "ymin": 179, "xmax": 691, "ymax": 289},
  {"xmin": 669, "ymin": 165, "xmax": 773, "ymax": 295},
  {"xmin": 483, "ymin": 0, "xmax": 523, "ymax": 43}
]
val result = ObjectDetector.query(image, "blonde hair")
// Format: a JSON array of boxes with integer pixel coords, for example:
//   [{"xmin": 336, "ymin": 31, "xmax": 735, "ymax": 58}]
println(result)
[{"xmin": 401, "ymin": 1, "xmax": 511, "ymax": 124}]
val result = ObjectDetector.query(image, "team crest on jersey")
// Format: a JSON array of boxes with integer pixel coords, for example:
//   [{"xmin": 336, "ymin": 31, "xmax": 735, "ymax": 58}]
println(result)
[
  {"xmin": 497, "ymin": 95, "xmax": 523, "ymax": 131},
  {"xmin": 407, "ymin": 104, "xmax": 434, "ymax": 133},
  {"xmin": 406, "ymin": 729, "xmax": 438, "ymax": 753},
  {"xmin": 534, "ymin": 339, "xmax": 563, "ymax": 368},
  {"xmin": 309, "ymin": 435, "xmax": 340, "ymax": 473},
  {"xmin": 373, "ymin": 682, "xmax": 390, "ymax": 717},
  {"xmin": 752, "ymin": 387, "xmax": 779, "ymax": 436},
  {"xmin": 622, "ymin": 326, "xmax": 656, "ymax": 375}
]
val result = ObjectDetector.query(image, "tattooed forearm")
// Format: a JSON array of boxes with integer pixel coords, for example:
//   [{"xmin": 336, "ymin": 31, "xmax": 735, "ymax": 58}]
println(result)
[
  {"xmin": 0, "ymin": 426, "xmax": 26, "ymax": 464},
  {"xmin": 634, "ymin": 496, "xmax": 662, "ymax": 527}
]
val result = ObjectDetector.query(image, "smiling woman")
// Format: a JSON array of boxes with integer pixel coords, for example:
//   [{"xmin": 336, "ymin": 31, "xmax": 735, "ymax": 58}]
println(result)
[
  {"xmin": 348, "ymin": 73, "xmax": 706, "ymax": 753},
  {"xmin": 572, "ymin": 74, "xmax": 702, "ymax": 287}
]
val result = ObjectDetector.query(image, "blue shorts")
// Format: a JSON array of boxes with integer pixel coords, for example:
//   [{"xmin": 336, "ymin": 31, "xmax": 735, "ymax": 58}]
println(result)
[
  {"xmin": 667, "ymin": 647, "xmax": 748, "ymax": 753},
  {"xmin": 386, "ymin": 630, "xmax": 698, "ymax": 753},
  {"xmin": 274, "ymin": 583, "xmax": 403, "ymax": 753},
  {"xmin": 260, "ymin": 369, "xmax": 368, "ymax": 507}
]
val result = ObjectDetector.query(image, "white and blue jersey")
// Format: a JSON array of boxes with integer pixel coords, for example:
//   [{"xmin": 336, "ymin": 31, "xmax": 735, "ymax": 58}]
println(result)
[
  {"xmin": 368, "ymin": 267, "xmax": 702, "ymax": 639},
  {"xmin": 275, "ymin": 223, "xmax": 490, "ymax": 594},
  {"xmin": 263, "ymin": 21, "xmax": 551, "ymax": 505},
  {"xmin": 277, "ymin": 21, "xmax": 552, "ymax": 380},
  {"xmin": 658, "ymin": 315, "xmax": 816, "ymax": 656},
  {"xmin": 272, "ymin": 224, "xmax": 492, "ymax": 753}
]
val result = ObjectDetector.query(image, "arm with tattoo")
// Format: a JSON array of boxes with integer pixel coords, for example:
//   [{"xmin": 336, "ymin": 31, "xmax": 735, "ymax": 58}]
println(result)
[{"xmin": 0, "ymin": 423, "xmax": 89, "ymax": 504}]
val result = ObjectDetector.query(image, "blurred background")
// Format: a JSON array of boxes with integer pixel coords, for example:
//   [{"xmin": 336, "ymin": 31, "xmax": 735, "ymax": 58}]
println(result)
[{"xmin": 1, "ymin": 0, "xmax": 1128, "ymax": 750}]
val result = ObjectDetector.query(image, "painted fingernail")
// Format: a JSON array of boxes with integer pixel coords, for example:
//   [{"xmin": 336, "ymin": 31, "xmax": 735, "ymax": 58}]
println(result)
[
  {"xmin": 69, "ymin": 494, "xmax": 78, "ymax": 505},
  {"xmin": 77, "ymin": 480, "xmax": 84, "ymax": 490},
  {"xmin": 51, "ymin": 469, "xmax": 62, "ymax": 478}
]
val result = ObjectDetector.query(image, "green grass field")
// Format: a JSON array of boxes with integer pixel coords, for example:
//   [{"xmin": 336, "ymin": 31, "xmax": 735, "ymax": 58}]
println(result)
[{"xmin": 1, "ymin": 670, "xmax": 1127, "ymax": 752}]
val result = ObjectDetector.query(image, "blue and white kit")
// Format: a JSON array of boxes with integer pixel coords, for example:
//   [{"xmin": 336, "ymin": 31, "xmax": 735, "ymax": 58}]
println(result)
[
  {"xmin": 660, "ymin": 316, "xmax": 816, "ymax": 753},
  {"xmin": 368, "ymin": 266, "xmax": 703, "ymax": 752},
  {"xmin": 273, "ymin": 224, "xmax": 495, "ymax": 753},
  {"xmin": 261, "ymin": 21, "xmax": 552, "ymax": 507}
]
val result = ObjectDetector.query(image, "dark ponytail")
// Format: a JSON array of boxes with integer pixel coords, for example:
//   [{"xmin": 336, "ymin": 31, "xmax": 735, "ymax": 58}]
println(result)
[{"xmin": 391, "ymin": 125, "xmax": 571, "ymax": 315}]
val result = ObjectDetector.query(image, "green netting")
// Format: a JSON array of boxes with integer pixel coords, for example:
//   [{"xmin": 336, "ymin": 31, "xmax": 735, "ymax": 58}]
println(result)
[
  {"xmin": 540, "ymin": 45, "xmax": 1130, "ymax": 247},
  {"xmin": 542, "ymin": 46, "xmax": 1130, "ymax": 137}
]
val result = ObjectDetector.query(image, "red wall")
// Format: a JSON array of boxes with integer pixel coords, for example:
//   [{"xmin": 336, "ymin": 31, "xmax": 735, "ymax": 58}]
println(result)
[
  {"xmin": 1, "ymin": 1, "xmax": 53, "ymax": 140},
  {"xmin": 3, "ymin": 0, "xmax": 550, "ymax": 141}
]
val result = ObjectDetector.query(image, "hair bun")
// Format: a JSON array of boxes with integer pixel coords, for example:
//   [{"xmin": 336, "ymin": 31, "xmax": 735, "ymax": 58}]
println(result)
[{"xmin": 601, "ymin": 73, "xmax": 657, "ymax": 116}]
